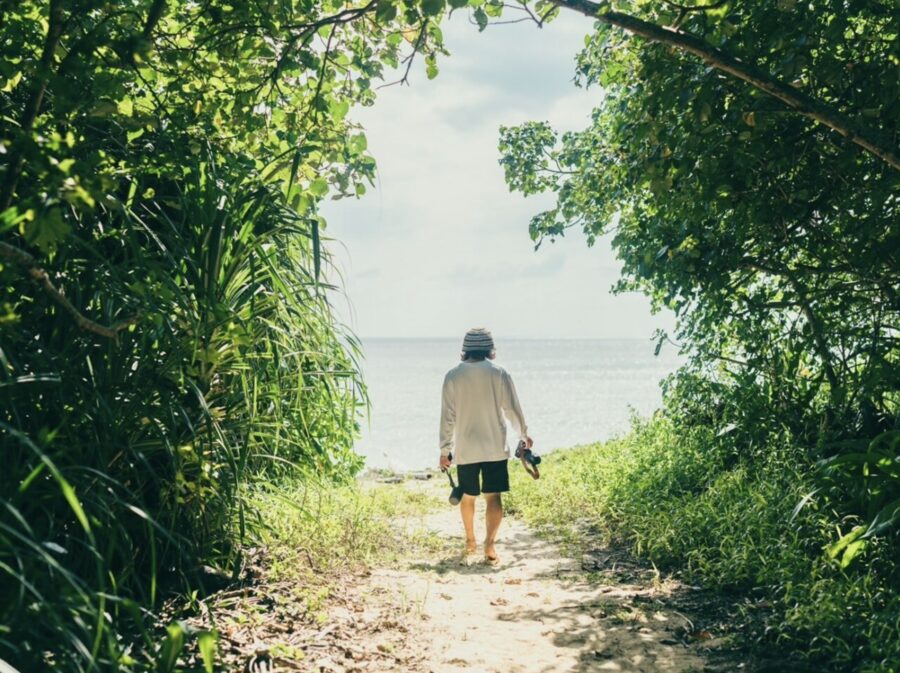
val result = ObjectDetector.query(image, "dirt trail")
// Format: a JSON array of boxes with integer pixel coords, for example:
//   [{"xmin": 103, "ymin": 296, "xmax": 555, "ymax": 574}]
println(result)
[{"xmin": 366, "ymin": 497, "xmax": 716, "ymax": 673}]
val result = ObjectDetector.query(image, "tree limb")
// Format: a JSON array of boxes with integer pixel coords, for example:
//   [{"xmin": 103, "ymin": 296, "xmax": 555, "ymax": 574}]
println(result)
[
  {"xmin": 141, "ymin": 0, "xmax": 168, "ymax": 39},
  {"xmin": 661, "ymin": 0, "xmax": 728, "ymax": 12},
  {"xmin": 551, "ymin": 0, "xmax": 900, "ymax": 171},
  {"xmin": 0, "ymin": 241, "xmax": 138, "ymax": 339}
]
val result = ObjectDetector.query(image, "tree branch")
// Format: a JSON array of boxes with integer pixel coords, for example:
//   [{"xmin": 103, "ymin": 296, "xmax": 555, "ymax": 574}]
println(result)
[
  {"xmin": 551, "ymin": 0, "xmax": 900, "ymax": 171},
  {"xmin": 378, "ymin": 20, "xmax": 428, "ymax": 89},
  {"xmin": 141, "ymin": 0, "xmax": 168, "ymax": 38},
  {"xmin": 0, "ymin": 241, "xmax": 138, "ymax": 339}
]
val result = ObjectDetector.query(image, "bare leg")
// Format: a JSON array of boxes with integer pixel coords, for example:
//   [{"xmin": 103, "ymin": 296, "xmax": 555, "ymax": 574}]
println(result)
[
  {"xmin": 483, "ymin": 492, "xmax": 503, "ymax": 562},
  {"xmin": 460, "ymin": 494, "xmax": 477, "ymax": 553}
]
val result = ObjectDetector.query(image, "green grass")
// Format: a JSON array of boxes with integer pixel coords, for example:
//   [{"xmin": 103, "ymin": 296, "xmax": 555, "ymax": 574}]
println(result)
[
  {"xmin": 250, "ymin": 479, "xmax": 444, "ymax": 586},
  {"xmin": 139, "ymin": 479, "xmax": 442, "ymax": 671},
  {"xmin": 507, "ymin": 418, "xmax": 900, "ymax": 672}
]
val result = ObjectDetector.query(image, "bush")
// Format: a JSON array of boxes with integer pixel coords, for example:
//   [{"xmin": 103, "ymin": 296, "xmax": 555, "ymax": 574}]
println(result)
[
  {"xmin": 0, "ymin": 165, "xmax": 364, "ymax": 671},
  {"xmin": 508, "ymin": 417, "xmax": 900, "ymax": 672}
]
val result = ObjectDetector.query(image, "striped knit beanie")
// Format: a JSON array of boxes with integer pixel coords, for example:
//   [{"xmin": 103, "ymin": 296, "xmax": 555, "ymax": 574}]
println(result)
[{"xmin": 462, "ymin": 327, "xmax": 495, "ymax": 353}]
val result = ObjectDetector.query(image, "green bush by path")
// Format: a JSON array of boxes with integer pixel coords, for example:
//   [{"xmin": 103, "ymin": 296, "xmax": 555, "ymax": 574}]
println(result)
[
  {"xmin": 1, "ymin": 2, "xmax": 450, "ymax": 670},
  {"xmin": 507, "ymin": 418, "xmax": 900, "ymax": 672},
  {"xmin": 141, "ymin": 481, "xmax": 441, "ymax": 671},
  {"xmin": 0, "ymin": 166, "xmax": 365, "ymax": 671}
]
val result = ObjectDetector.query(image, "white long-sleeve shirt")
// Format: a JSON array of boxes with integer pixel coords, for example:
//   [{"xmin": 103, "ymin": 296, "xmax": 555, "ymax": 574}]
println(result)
[{"xmin": 439, "ymin": 360, "xmax": 528, "ymax": 465}]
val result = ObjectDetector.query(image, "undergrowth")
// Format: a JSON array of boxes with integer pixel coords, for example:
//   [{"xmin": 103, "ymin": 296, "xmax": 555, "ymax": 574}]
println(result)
[
  {"xmin": 251, "ymin": 479, "xmax": 443, "ymax": 586},
  {"xmin": 155, "ymin": 480, "xmax": 442, "ymax": 670},
  {"xmin": 507, "ymin": 417, "xmax": 900, "ymax": 673}
]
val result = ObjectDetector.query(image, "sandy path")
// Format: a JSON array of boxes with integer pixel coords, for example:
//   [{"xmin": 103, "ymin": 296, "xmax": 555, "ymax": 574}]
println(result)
[{"xmin": 370, "ymin": 498, "xmax": 711, "ymax": 673}]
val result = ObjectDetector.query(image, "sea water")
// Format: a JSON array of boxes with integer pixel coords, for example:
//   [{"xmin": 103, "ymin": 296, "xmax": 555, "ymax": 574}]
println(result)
[{"xmin": 352, "ymin": 338, "xmax": 683, "ymax": 471}]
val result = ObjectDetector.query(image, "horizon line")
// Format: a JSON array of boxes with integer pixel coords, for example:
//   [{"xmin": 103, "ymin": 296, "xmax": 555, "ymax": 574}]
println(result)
[{"xmin": 348, "ymin": 335, "xmax": 660, "ymax": 341}]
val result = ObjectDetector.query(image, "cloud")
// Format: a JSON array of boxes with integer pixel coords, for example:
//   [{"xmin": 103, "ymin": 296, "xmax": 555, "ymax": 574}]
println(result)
[{"xmin": 321, "ymin": 11, "xmax": 675, "ymax": 340}]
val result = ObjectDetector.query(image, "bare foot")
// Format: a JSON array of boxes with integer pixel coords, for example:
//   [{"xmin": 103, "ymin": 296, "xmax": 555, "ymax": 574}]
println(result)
[
  {"xmin": 484, "ymin": 543, "xmax": 499, "ymax": 566},
  {"xmin": 460, "ymin": 539, "xmax": 478, "ymax": 565}
]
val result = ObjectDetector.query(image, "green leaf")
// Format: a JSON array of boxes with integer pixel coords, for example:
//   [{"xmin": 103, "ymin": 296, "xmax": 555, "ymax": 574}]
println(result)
[
  {"xmin": 2, "ymin": 71, "xmax": 22, "ymax": 92},
  {"xmin": 0, "ymin": 206, "xmax": 34, "ymax": 234},
  {"xmin": 840, "ymin": 539, "xmax": 866, "ymax": 568},
  {"xmin": 789, "ymin": 489, "xmax": 819, "ymax": 523},
  {"xmin": 197, "ymin": 631, "xmax": 218, "ymax": 673},
  {"xmin": 425, "ymin": 54, "xmax": 439, "ymax": 80},
  {"xmin": 349, "ymin": 134, "xmax": 367, "ymax": 154},
  {"xmin": 329, "ymin": 98, "xmax": 350, "ymax": 121},
  {"xmin": 863, "ymin": 498, "xmax": 900, "ymax": 539},
  {"xmin": 826, "ymin": 525, "xmax": 864, "ymax": 561},
  {"xmin": 23, "ymin": 208, "xmax": 70, "ymax": 253},
  {"xmin": 484, "ymin": 0, "xmax": 503, "ymax": 17},
  {"xmin": 375, "ymin": 0, "xmax": 397, "ymax": 22},
  {"xmin": 157, "ymin": 622, "xmax": 186, "ymax": 673},
  {"xmin": 309, "ymin": 178, "xmax": 329, "ymax": 197},
  {"xmin": 422, "ymin": 0, "xmax": 445, "ymax": 16},
  {"xmin": 88, "ymin": 100, "xmax": 118, "ymax": 117},
  {"xmin": 60, "ymin": 477, "xmax": 91, "ymax": 533},
  {"xmin": 474, "ymin": 7, "xmax": 488, "ymax": 30}
]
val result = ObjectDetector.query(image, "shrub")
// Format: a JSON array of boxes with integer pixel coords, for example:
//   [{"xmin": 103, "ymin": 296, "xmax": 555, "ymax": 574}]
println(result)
[{"xmin": 509, "ymin": 417, "xmax": 900, "ymax": 671}]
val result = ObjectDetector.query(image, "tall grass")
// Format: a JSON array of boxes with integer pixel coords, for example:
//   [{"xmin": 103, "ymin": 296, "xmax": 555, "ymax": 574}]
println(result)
[
  {"xmin": 507, "ymin": 418, "xmax": 900, "ymax": 672},
  {"xmin": 0, "ymin": 159, "xmax": 364, "ymax": 671}
]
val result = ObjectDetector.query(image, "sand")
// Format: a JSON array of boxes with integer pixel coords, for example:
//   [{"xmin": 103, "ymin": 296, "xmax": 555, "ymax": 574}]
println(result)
[{"xmin": 368, "ymin": 499, "xmax": 710, "ymax": 673}]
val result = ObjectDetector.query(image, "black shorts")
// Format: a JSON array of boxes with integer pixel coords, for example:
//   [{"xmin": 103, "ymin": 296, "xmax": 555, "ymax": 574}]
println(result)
[{"xmin": 456, "ymin": 459, "xmax": 510, "ymax": 496}]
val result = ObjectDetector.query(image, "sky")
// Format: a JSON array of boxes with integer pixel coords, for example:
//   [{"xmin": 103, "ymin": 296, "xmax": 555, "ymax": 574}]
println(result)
[{"xmin": 322, "ymin": 9, "xmax": 677, "ymax": 340}]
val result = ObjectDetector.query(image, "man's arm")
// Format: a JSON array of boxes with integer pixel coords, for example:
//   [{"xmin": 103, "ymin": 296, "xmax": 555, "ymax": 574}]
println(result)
[
  {"xmin": 439, "ymin": 375, "xmax": 455, "ymax": 467},
  {"xmin": 501, "ymin": 370, "xmax": 532, "ymax": 447}
]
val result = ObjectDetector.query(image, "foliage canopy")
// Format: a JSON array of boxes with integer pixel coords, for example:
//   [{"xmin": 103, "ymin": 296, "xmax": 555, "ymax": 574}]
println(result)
[{"xmin": 500, "ymin": 0, "xmax": 898, "ymax": 579}]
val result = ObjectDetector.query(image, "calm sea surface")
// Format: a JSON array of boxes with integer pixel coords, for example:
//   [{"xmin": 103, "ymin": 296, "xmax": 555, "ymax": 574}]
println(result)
[{"xmin": 353, "ymin": 338, "xmax": 683, "ymax": 471}]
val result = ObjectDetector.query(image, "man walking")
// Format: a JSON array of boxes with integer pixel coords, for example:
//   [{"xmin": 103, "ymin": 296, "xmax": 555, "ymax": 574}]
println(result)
[{"xmin": 439, "ymin": 328, "xmax": 532, "ymax": 564}]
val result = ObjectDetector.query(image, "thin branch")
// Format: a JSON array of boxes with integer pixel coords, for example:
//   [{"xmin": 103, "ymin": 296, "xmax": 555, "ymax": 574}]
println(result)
[
  {"xmin": 551, "ymin": 0, "xmax": 900, "ymax": 171},
  {"xmin": 141, "ymin": 0, "xmax": 168, "ymax": 38},
  {"xmin": 537, "ymin": 5, "xmax": 558, "ymax": 26},
  {"xmin": 0, "ymin": 241, "xmax": 138, "ymax": 339},
  {"xmin": 306, "ymin": 23, "xmax": 338, "ymax": 122},
  {"xmin": 480, "ymin": 16, "xmax": 535, "ymax": 26},
  {"xmin": 377, "ymin": 21, "xmax": 428, "ymax": 89},
  {"xmin": 661, "ymin": 0, "xmax": 728, "ymax": 12}
]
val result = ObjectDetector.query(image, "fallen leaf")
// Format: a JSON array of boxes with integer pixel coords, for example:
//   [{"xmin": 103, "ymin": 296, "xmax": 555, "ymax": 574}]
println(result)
[
  {"xmin": 490, "ymin": 597, "xmax": 508, "ymax": 606},
  {"xmin": 503, "ymin": 578, "xmax": 522, "ymax": 585}
]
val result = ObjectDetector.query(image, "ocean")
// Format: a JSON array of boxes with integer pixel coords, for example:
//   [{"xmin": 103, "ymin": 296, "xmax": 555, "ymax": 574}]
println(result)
[{"xmin": 353, "ymin": 338, "xmax": 683, "ymax": 471}]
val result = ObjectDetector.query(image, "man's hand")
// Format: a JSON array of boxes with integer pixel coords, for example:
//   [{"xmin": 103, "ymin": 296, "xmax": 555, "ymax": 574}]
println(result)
[
  {"xmin": 524, "ymin": 436, "xmax": 534, "ymax": 449},
  {"xmin": 439, "ymin": 455, "xmax": 451, "ymax": 470}
]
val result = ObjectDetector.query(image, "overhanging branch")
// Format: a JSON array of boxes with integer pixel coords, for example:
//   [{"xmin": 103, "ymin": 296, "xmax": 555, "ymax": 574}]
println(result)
[
  {"xmin": 0, "ymin": 241, "xmax": 138, "ymax": 339},
  {"xmin": 552, "ymin": 0, "xmax": 900, "ymax": 171}
]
